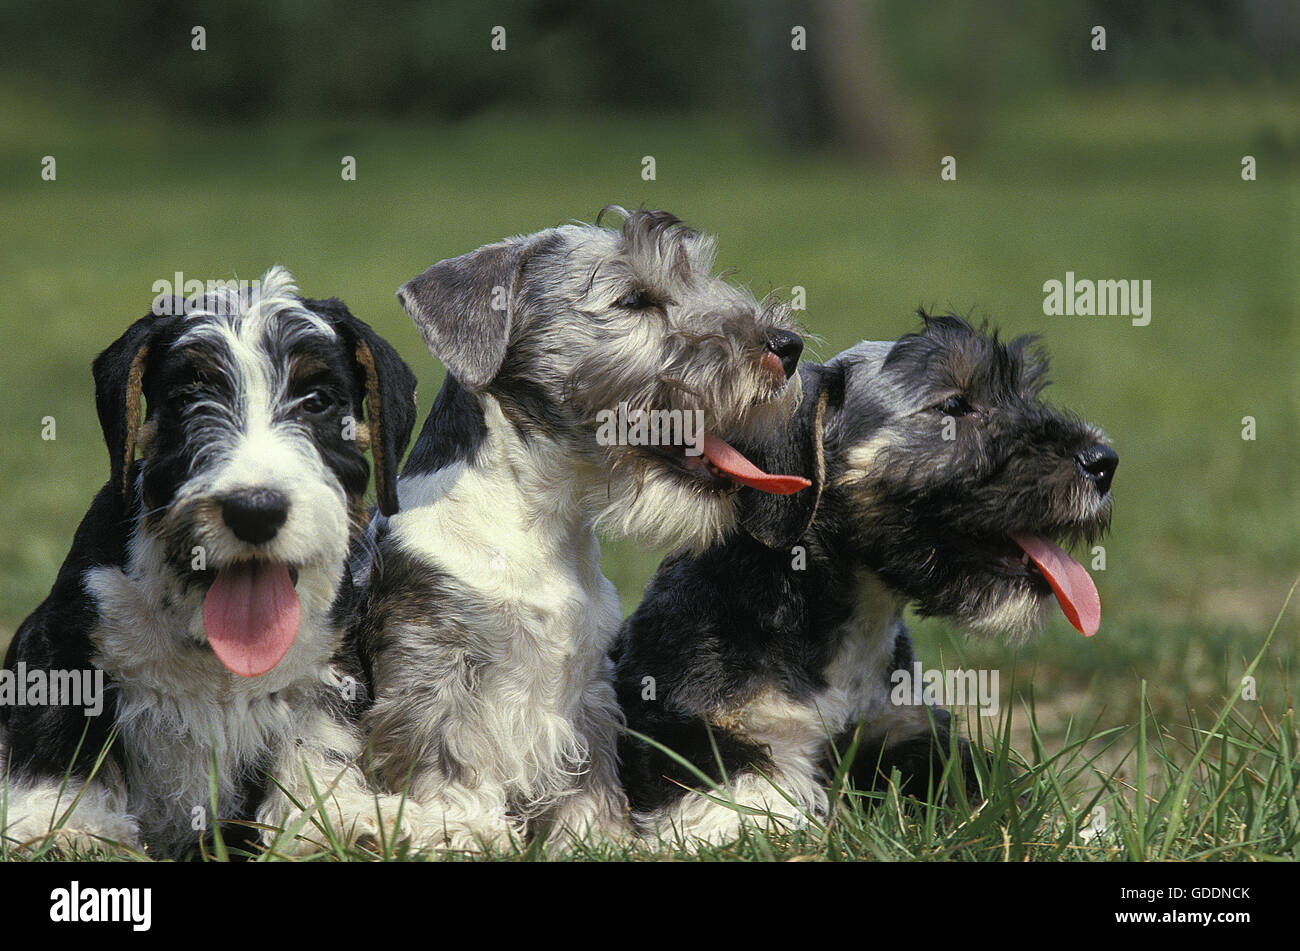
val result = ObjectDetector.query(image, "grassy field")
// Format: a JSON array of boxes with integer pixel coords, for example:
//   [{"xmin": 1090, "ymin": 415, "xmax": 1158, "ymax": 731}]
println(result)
[{"xmin": 0, "ymin": 83, "xmax": 1296, "ymax": 860}]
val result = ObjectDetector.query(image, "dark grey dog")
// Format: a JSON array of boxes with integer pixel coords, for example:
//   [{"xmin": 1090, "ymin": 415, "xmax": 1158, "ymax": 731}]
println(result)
[
  {"xmin": 355, "ymin": 208, "xmax": 808, "ymax": 850},
  {"xmin": 614, "ymin": 314, "xmax": 1117, "ymax": 844}
]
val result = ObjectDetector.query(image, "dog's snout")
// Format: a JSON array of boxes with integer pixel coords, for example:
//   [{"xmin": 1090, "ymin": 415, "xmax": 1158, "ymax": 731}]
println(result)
[
  {"xmin": 219, "ymin": 489, "xmax": 289, "ymax": 545},
  {"xmin": 1076, "ymin": 444, "xmax": 1118, "ymax": 496},
  {"xmin": 766, "ymin": 331, "xmax": 804, "ymax": 379}
]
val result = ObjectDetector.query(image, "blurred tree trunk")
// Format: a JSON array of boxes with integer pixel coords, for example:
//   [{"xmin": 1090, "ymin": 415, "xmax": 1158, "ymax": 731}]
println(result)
[
  {"xmin": 1245, "ymin": 0, "xmax": 1300, "ymax": 60},
  {"xmin": 809, "ymin": 0, "xmax": 909, "ymax": 161},
  {"xmin": 753, "ymin": 0, "xmax": 912, "ymax": 163}
]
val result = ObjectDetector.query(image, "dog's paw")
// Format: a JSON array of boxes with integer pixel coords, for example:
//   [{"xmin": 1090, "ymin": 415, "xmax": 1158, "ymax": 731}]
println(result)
[
  {"xmin": 3, "ymin": 811, "xmax": 141, "ymax": 857},
  {"xmin": 257, "ymin": 792, "xmax": 420, "ymax": 856},
  {"xmin": 2, "ymin": 780, "xmax": 141, "ymax": 857},
  {"xmin": 544, "ymin": 791, "xmax": 634, "ymax": 850},
  {"xmin": 641, "ymin": 771, "xmax": 824, "ymax": 852},
  {"xmin": 408, "ymin": 797, "xmax": 523, "ymax": 856},
  {"xmin": 343, "ymin": 795, "xmax": 428, "ymax": 854}
]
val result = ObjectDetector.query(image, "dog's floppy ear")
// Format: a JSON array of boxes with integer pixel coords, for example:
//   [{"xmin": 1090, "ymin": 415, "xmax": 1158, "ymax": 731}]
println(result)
[
  {"xmin": 309, "ymin": 299, "xmax": 419, "ymax": 517},
  {"xmin": 736, "ymin": 364, "xmax": 836, "ymax": 550},
  {"xmin": 396, "ymin": 236, "xmax": 534, "ymax": 391},
  {"xmin": 93, "ymin": 310, "xmax": 173, "ymax": 502}
]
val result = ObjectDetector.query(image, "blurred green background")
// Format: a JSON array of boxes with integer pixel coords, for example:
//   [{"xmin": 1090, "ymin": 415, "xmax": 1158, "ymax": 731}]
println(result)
[{"xmin": 0, "ymin": 1, "xmax": 1296, "ymax": 755}]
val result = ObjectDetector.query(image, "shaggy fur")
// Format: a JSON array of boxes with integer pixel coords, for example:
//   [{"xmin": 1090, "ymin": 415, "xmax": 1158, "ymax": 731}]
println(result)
[
  {"xmin": 0, "ymin": 268, "xmax": 420, "ymax": 858},
  {"xmin": 356, "ymin": 207, "xmax": 805, "ymax": 849},
  {"xmin": 614, "ymin": 314, "xmax": 1118, "ymax": 845}
]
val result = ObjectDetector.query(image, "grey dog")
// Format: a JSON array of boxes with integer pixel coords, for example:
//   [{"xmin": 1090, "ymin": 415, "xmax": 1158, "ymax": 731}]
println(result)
[
  {"xmin": 354, "ymin": 208, "xmax": 809, "ymax": 849},
  {"xmin": 614, "ymin": 313, "xmax": 1117, "ymax": 844}
]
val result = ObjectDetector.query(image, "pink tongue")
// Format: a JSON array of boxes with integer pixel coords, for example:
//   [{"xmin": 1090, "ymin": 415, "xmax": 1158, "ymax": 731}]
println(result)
[
  {"xmin": 1011, "ymin": 533, "xmax": 1100, "ymax": 637},
  {"xmin": 202, "ymin": 562, "xmax": 302, "ymax": 677},
  {"xmin": 702, "ymin": 433, "xmax": 812, "ymax": 495}
]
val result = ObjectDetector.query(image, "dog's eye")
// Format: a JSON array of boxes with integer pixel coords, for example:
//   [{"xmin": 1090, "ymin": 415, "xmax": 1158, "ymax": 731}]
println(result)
[
  {"xmin": 936, "ymin": 395, "xmax": 973, "ymax": 417},
  {"xmin": 297, "ymin": 390, "xmax": 334, "ymax": 415},
  {"xmin": 616, "ymin": 288, "xmax": 656, "ymax": 310}
]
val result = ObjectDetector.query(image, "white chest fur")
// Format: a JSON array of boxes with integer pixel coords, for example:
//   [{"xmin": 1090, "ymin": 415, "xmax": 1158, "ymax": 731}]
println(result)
[
  {"xmin": 386, "ymin": 398, "xmax": 623, "ymax": 805},
  {"xmin": 720, "ymin": 571, "xmax": 904, "ymax": 777},
  {"xmin": 82, "ymin": 533, "xmax": 344, "ymax": 854}
]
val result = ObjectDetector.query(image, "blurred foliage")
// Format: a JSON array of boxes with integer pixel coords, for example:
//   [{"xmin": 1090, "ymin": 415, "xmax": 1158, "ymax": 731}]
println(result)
[
  {"xmin": 0, "ymin": 0, "xmax": 748, "ymax": 118},
  {"xmin": 0, "ymin": 1, "xmax": 1294, "ymax": 124}
]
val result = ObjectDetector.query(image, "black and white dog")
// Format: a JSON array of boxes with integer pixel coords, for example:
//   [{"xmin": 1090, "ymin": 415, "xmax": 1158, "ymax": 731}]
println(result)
[
  {"xmin": 0, "ymin": 267, "xmax": 420, "ymax": 858},
  {"xmin": 356, "ymin": 208, "xmax": 809, "ymax": 849},
  {"xmin": 614, "ymin": 314, "xmax": 1117, "ymax": 845}
]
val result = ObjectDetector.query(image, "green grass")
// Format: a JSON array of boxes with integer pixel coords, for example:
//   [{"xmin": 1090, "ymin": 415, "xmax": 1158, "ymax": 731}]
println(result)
[
  {"xmin": 0, "ymin": 82, "xmax": 1295, "ymax": 860},
  {"xmin": 5, "ymin": 588, "xmax": 1295, "ymax": 861}
]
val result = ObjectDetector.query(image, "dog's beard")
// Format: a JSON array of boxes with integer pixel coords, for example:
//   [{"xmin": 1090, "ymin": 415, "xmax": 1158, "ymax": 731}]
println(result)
[
  {"xmin": 586, "ymin": 374, "xmax": 806, "ymax": 551},
  {"xmin": 136, "ymin": 480, "xmax": 354, "ymax": 678},
  {"xmin": 724, "ymin": 370, "xmax": 802, "ymax": 445},
  {"xmin": 590, "ymin": 461, "xmax": 740, "ymax": 552},
  {"xmin": 878, "ymin": 521, "xmax": 1108, "ymax": 642},
  {"xmin": 844, "ymin": 463, "xmax": 1111, "ymax": 642},
  {"xmin": 961, "ymin": 586, "xmax": 1055, "ymax": 641},
  {"xmin": 149, "ymin": 491, "xmax": 351, "ymax": 580}
]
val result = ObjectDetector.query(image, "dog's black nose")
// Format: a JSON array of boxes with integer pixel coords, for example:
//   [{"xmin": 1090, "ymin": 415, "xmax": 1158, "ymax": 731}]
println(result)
[
  {"xmin": 766, "ymin": 331, "xmax": 804, "ymax": 379},
  {"xmin": 1076, "ymin": 444, "xmax": 1118, "ymax": 496},
  {"xmin": 220, "ymin": 489, "xmax": 289, "ymax": 545}
]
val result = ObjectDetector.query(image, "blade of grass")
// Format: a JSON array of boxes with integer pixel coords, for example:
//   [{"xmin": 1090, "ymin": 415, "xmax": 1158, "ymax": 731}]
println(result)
[{"xmin": 1156, "ymin": 575, "xmax": 1297, "ymax": 859}]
